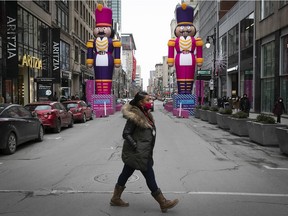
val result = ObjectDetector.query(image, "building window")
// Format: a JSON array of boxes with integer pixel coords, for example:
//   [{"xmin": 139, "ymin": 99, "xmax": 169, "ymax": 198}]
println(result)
[
  {"xmin": 74, "ymin": 1, "xmax": 78, "ymax": 11},
  {"xmin": 228, "ymin": 25, "xmax": 239, "ymax": 57},
  {"xmin": 0, "ymin": 35, "xmax": 2, "ymax": 59},
  {"xmin": 74, "ymin": 18, "xmax": 78, "ymax": 36},
  {"xmin": 260, "ymin": 0, "xmax": 274, "ymax": 20},
  {"xmin": 240, "ymin": 13, "xmax": 254, "ymax": 50},
  {"xmin": 280, "ymin": 34, "xmax": 288, "ymax": 113},
  {"xmin": 281, "ymin": 34, "xmax": 288, "ymax": 75},
  {"xmin": 75, "ymin": 46, "xmax": 79, "ymax": 63},
  {"xmin": 33, "ymin": 0, "xmax": 49, "ymax": 12},
  {"xmin": 261, "ymin": 41, "xmax": 275, "ymax": 112},
  {"xmin": 60, "ymin": 40, "xmax": 70, "ymax": 70},
  {"xmin": 56, "ymin": 2, "xmax": 69, "ymax": 33},
  {"xmin": 279, "ymin": 0, "xmax": 288, "ymax": 8},
  {"xmin": 262, "ymin": 41, "xmax": 275, "ymax": 78},
  {"xmin": 81, "ymin": 50, "xmax": 86, "ymax": 65}
]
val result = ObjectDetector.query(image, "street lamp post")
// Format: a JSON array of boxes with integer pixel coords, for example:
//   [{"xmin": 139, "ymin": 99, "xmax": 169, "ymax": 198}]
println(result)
[{"xmin": 206, "ymin": 27, "xmax": 217, "ymax": 101}]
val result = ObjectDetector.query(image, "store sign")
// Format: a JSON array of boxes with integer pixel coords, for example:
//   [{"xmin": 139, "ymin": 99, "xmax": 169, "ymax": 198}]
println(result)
[
  {"xmin": 196, "ymin": 70, "xmax": 211, "ymax": 81},
  {"xmin": 6, "ymin": 1, "xmax": 18, "ymax": 78},
  {"xmin": 41, "ymin": 27, "xmax": 50, "ymax": 77},
  {"xmin": 21, "ymin": 54, "xmax": 42, "ymax": 69},
  {"xmin": 37, "ymin": 83, "xmax": 53, "ymax": 101},
  {"xmin": 52, "ymin": 28, "xmax": 60, "ymax": 83}
]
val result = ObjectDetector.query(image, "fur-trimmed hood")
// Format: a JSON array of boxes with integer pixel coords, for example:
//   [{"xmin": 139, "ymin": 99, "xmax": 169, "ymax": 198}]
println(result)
[{"xmin": 122, "ymin": 104, "xmax": 154, "ymax": 129}]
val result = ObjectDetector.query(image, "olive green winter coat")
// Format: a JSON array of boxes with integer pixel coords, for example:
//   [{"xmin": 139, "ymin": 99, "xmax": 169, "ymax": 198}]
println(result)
[{"xmin": 121, "ymin": 104, "xmax": 156, "ymax": 171}]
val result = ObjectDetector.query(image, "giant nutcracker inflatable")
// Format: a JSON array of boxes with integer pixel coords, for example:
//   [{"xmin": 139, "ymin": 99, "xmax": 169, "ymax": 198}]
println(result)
[
  {"xmin": 167, "ymin": 2, "xmax": 203, "ymax": 94},
  {"xmin": 167, "ymin": 3, "xmax": 203, "ymax": 116},
  {"xmin": 86, "ymin": 4, "xmax": 121, "ymax": 116}
]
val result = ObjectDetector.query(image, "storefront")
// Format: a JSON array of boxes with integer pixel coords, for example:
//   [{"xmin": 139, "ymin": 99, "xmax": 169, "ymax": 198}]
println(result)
[{"xmin": 1, "ymin": 2, "xmax": 62, "ymax": 105}]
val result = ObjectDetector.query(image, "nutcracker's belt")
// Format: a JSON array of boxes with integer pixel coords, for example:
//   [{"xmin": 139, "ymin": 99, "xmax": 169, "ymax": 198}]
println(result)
[
  {"xmin": 177, "ymin": 51, "xmax": 191, "ymax": 54},
  {"xmin": 97, "ymin": 51, "xmax": 111, "ymax": 55}
]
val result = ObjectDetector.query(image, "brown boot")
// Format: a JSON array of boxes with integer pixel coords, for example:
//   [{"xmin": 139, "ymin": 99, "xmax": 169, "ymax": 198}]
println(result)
[
  {"xmin": 110, "ymin": 184, "xmax": 129, "ymax": 207},
  {"xmin": 152, "ymin": 188, "xmax": 179, "ymax": 213}
]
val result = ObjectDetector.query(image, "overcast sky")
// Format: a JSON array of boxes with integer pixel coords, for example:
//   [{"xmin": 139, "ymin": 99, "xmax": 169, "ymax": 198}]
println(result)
[{"xmin": 121, "ymin": 0, "xmax": 181, "ymax": 90}]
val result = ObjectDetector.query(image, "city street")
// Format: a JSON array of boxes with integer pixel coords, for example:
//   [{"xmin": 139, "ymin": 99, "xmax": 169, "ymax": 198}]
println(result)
[{"xmin": 0, "ymin": 100, "xmax": 288, "ymax": 216}]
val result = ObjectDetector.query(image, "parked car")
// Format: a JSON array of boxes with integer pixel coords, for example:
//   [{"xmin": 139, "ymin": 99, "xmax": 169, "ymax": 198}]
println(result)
[
  {"xmin": 62, "ymin": 100, "xmax": 93, "ymax": 123},
  {"xmin": 25, "ymin": 101, "xmax": 73, "ymax": 133},
  {"xmin": 0, "ymin": 103, "xmax": 44, "ymax": 154}
]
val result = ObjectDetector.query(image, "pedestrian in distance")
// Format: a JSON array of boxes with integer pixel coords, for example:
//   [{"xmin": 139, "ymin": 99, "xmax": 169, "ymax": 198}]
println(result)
[
  {"xmin": 110, "ymin": 91, "xmax": 179, "ymax": 213},
  {"xmin": 52, "ymin": 92, "xmax": 58, "ymax": 101},
  {"xmin": 233, "ymin": 96, "xmax": 240, "ymax": 112},
  {"xmin": 240, "ymin": 93, "xmax": 250, "ymax": 116},
  {"xmin": 0, "ymin": 94, "xmax": 5, "ymax": 104},
  {"xmin": 273, "ymin": 97, "xmax": 286, "ymax": 123}
]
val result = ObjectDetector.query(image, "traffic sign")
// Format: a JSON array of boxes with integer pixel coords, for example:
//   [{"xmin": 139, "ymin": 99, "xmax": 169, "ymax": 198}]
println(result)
[{"xmin": 197, "ymin": 70, "xmax": 211, "ymax": 76}]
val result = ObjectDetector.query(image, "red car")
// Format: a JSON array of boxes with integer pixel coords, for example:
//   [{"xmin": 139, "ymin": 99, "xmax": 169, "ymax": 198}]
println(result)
[
  {"xmin": 62, "ymin": 100, "xmax": 93, "ymax": 123},
  {"xmin": 25, "ymin": 101, "xmax": 73, "ymax": 133}
]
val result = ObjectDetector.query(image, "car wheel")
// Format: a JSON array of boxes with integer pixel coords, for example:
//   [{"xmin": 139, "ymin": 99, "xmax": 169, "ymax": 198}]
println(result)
[
  {"xmin": 37, "ymin": 125, "xmax": 44, "ymax": 142},
  {"xmin": 68, "ymin": 117, "xmax": 74, "ymax": 128},
  {"xmin": 54, "ymin": 119, "xmax": 61, "ymax": 133},
  {"xmin": 82, "ymin": 114, "xmax": 86, "ymax": 123},
  {"xmin": 3, "ymin": 132, "xmax": 17, "ymax": 155}
]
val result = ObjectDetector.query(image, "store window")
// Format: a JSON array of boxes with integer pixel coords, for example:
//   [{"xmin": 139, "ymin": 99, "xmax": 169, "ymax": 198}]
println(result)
[
  {"xmin": 261, "ymin": 41, "xmax": 275, "ymax": 112},
  {"xmin": 60, "ymin": 40, "xmax": 70, "ymax": 70},
  {"xmin": 280, "ymin": 34, "xmax": 288, "ymax": 114},
  {"xmin": 260, "ymin": 0, "xmax": 274, "ymax": 20}
]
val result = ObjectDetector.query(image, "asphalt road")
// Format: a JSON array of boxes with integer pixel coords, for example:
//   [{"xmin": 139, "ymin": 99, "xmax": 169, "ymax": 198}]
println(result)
[{"xmin": 0, "ymin": 100, "xmax": 288, "ymax": 216}]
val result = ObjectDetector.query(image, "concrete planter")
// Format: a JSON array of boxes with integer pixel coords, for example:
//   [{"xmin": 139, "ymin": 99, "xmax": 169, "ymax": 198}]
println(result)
[
  {"xmin": 275, "ymin": 127, "xmax": 288, "ymax": 155},
  {"xmin": 200, "ymin": 109, "xmax": 208, "ymax": 121},
  {"xmin": 227, "ymin": 117, "xmax": 251, "ymax": 136},
  {"xmin": 207, "ymin": 110, "xmax": 218, "ymax": 124},
  {"xmin": 246, "ymin": 121, "xmax": 286, "ymax": 146},
  {"xmin": 194, "ymin": 109, "xmax": 200, "ymax": 119},
  {"xmin": 216, "ymin": 113, "xmax": 231, "ymax": 130}
]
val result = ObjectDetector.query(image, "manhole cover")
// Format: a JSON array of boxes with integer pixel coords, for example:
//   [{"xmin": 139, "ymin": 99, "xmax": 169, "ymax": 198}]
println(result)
[{"xmin": 94, "ymin": 173, "xmax": 139, "ymax": 184}]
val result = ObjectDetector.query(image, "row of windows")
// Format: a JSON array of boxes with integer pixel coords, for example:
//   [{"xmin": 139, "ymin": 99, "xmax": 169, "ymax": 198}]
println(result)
[
  {"xmin": 75, "ymin": 1, "xmax": 95, "ymax": 30},
  {"xmin": 74, "ymin": 18, "xmax": 93, "ymax": 43},
  {"xmin": 260, "ymin": 0, "xmax": 288, "ymax": 20},
  {"xmin": 219, "ymin": 13, "xmax": 254, "ymax": 60}
]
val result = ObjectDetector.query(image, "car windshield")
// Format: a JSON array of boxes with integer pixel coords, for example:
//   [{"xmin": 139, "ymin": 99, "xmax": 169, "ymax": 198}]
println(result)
[
  {"xmin": 26, "ymin": 105, "xmax": 52, "ymax": 111},
  {"xmin": 65, "ymin": 103, "xmax": 78, "ymax": 109}
]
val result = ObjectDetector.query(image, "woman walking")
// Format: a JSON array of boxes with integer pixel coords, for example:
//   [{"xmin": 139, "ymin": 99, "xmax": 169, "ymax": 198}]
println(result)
[
  {"xmin": 273, "ymin": 97, "xmax": 286, "ymax": 123},
  {"xmin": 110, "ymin": 91, "xmax": 179, "ymax": 213}
]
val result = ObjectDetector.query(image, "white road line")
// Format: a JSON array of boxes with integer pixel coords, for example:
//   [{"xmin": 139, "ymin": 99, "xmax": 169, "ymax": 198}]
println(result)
[
  {"xmin": 263, "ymin": 165, "xmax": 288, "ymax": 171},
  {"xmin": 187, "ymin": 192, "xmax": 288, "ymax": 197}
]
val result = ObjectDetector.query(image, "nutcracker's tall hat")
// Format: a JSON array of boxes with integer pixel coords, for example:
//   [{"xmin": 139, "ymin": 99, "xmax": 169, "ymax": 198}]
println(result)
[
  {"xmin": 176, "ymin": 3, "xmax": 194, "ymax": 25},
  {"xmin": 95, "ymin": 4, "xmax": 112, "ymax": 27}
]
